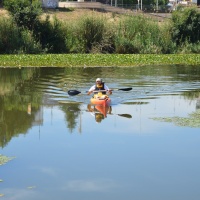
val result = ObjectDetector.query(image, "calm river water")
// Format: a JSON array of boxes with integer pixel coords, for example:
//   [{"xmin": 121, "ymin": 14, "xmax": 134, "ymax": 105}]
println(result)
[{"xmin": 1, "ymin": 65, "xmax": 200, "ymax": 200}]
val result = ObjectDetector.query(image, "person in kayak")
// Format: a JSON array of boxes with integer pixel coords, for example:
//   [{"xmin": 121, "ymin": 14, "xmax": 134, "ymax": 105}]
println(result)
[{"xmin": 87, "ymin": 78, "xmax": 112, "ymax": 95}]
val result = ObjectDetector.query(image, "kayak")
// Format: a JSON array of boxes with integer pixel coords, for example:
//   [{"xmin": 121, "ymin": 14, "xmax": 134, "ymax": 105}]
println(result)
[
  {"xmin": 90, "ymin": 92, "xmax": 111, "ymax": 107},
  {"xmin": 87, "ymin": 104, "xmax": 111, "ymax": 121},
  {"xmin": 95, "ymin": 105, "xmax": 110, "ymax": 118}
]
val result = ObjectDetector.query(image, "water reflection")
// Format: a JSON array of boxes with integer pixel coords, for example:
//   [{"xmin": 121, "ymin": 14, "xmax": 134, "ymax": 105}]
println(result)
[
  {"xmin": 0, "ymin": 66, "xmax": 200, "ymax": 147},
  {"xmin": 87, "ymin": 104, "xmax": 112, "ymax": 123},
  {"xmin": 1, "ymin": 66, "xmax": 200, "ymax": 200},
  {"xmin": 87, "ymin": 104, "xmax": 132, "ymax": 123},
  {"xmin": 197, "ymin": 97, "xmax": 200, "ymax": 109},
  {"xmin": 60, "ymin": 102, "xmax": 82, "ymax": 132}
]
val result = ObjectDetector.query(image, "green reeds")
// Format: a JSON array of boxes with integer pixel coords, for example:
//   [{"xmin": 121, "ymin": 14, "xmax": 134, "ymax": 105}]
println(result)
[
  {"xmin": 114, "ymin": 14, "xmax": 175, "ymax": 54},
  {"xmin": 71, "ymin": 14, "xmax": 114, "ymax": 53}
]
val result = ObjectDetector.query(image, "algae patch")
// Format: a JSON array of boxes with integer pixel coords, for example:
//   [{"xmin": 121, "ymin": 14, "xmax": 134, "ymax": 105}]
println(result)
[
  {"xmin": 0, "ymin": 154, "xmax": 15, "ymax": 166},
  {"xmin": 151, "ymin": 109, "xmax": 200, "ymax": 128}
]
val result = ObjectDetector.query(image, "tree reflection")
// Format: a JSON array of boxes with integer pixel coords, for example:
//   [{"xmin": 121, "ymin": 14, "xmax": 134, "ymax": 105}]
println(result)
[
  {"xmin": 60, "ymin": 103, "xmax": 81, "ymax": 133},
  {"xmin": 0, "ymin": 66, "xmax": 200, "ymax": 146},
  {"xmin": 0, "ymin": 98, "xmax": 35, "ymax": 147},
  {"xmin": 0, "ymin": 68, "xmax": 42, "ymax": 147}
]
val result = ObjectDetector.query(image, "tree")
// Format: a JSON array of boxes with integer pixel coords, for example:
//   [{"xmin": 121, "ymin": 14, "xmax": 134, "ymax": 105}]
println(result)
[
  {"xmin": 171, "ymin": 7, "xmax": 200, "ymax": 45},
  {"xmin": 3, "ymin": 0, "xmax": 42, "ymax": 30}
]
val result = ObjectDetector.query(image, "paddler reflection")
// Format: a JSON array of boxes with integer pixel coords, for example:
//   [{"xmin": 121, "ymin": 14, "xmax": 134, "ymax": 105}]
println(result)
[
  {"xmin": 27, "ymin": 103, "xmax": 31, "ymax": 115},
  {"xmin": 197, "ymin": 97, "xmax": 200, "ymax": 110},
  {"xmin": 87, "ymin": 104, "xmax": 112, "ymax": 123}
]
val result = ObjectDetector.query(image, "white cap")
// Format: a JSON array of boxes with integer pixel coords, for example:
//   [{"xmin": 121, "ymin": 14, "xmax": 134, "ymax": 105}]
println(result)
[{"xmin": 96, "ymin": 78, "xmax": 102, "ymax": 82}]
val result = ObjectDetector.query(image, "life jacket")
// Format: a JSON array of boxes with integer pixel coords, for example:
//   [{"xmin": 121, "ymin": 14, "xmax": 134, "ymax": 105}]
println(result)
[{"xmin": 94, "ymin": 82, "xmax": 106, "ymax": 94}]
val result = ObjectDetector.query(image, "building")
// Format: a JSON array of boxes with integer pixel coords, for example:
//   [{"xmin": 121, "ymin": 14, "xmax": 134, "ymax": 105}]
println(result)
[{"xmin": 42, "ymin": 0, "xmax": 58, "ymax": 8}]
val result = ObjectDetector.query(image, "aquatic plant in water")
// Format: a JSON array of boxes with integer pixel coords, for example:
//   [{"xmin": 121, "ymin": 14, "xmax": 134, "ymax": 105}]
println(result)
[
  {"xmin": 151, "ymin": 109, "xmax": 200, "ymax": 128},
  {"xmin": 0, "ymin": 54, "xmax": 199, "ymax": 67},
  {"xmin": 0, "ymin": 154, "xmax": 15, "ymax": 166},
  {"xmin": 0, "ymin": 154, "xmax": 15, "ymax": 196}
]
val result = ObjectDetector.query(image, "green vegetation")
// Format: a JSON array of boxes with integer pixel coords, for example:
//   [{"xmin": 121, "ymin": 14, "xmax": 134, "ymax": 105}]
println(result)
[
  {"xmin": 152, "ymin": 91, "xmax": 200, "ymax": 128},
  {"xmin": 4, "ymin": 0, "xmax": 42, "ymax": 30},
  {"xmin": 0, "ymin": 154, "xmax": 15, "ymax": 165},
  {"xmin": 171, "ymin": 7, "xmax": 200, "ymax": 45},
  {"xmin": 151, "ymin": 109, "xmax": 200, "ymax": 128},
  {"xmin": 0, "ymin": 54, "xmax": 199, "ymax": 67},
  {"xmin": 0, "ymin": 0, "xmax": 199, "ymax": 56},
  {"xmin": 0, "ymin": 154, "xmax": 15, "ymax": 196},
  {"xmin": 115, "ymin": 15, "xmax": 174, "ymax": 54},
  {"xmin": 0, "ymin": 67, "xmax": 42, "ymax": 147}
]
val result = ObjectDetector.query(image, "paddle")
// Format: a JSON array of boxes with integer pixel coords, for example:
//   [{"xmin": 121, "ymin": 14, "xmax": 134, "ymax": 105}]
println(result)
[
  {"xmin": 68, "ymin": 88, "xmax": 132, "ymax": 96},
  {"xmin": 117, "ymin": 114, "xmax": 132, "ymax": 118},
  {"xmin": 67, "ymin": 90, "xmax": 81, "ymax": 96},
  {"xmin": 113, "ymin": 88, "xmax": 132, "ymax": 91}
]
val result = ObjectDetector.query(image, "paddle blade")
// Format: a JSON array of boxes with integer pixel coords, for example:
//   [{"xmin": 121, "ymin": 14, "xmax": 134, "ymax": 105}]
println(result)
[
  {"xmin": 68, "ymin": 90, "xmax": 81, "ymax": 96},
  {"xmin": 118, "ymin": 114, "xmax": 132, "ymax": 118},
  {"xmin": 118, "ymin": 88, "xmax": 132, "ymax": 91}
]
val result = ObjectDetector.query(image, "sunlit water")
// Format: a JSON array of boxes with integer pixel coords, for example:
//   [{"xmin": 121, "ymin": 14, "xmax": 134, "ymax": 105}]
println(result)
[{"xmin": 0, "ymin": 66, "xmax": 200, "ymax": 200}]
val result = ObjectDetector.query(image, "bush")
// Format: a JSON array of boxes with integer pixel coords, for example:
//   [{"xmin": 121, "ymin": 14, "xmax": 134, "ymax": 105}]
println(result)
[
  {"xmin": 75, "ymin": 16, "xmax": 112, "ymax": 53},
  {"xmin": 171, "ymin": 7, "xmax": 200, "ymax": 45},
  {"xmin": 34, "ymin": 16, "xmax": 69, "ymax": 53},
  {"xmin": 176, "ymin": 41, "xmax": 200, "ymax": 54},
  {"xmin": 4, "ymin": 0, "xmax": 42, "ymax": 30},
  {"xmin": 0, "ymin": 18, "xmax": 20, "ymax": 53},
  {"xmin": 0, "ymin": 18, "xmax": 42, "ymax": 54},
  {"xmin": 19, "ymin": 29, "xmax": 43, "ymax": 54}
]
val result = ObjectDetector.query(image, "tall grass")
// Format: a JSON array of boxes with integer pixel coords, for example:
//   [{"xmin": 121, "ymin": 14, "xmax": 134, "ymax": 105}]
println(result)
[
  {"xmin": 70, "ymin": 14, "xmax": 114, "ymax": 53},
  {"xmin": 114, "ymin": 15, "xmax": 175, "ymax": 54}
]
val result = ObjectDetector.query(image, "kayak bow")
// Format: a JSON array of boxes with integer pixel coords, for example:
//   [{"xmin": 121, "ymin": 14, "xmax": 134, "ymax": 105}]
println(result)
[{"xmin": 90, "ymin": 92, "xmax": 111, "ymax": 107}]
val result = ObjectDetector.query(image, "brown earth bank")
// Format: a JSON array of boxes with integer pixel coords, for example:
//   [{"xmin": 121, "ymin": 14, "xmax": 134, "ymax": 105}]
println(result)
[
  {"xmin": 43, "ymin": 8, "xmax": 171, "ymax": 23},
  {"xmin": 0, "ymin": 7, "xmax": 170, "ymax": 23},
  {"xmin": 44, "ymin": 8, "xmax": 121, "ymax": 22},
  {"xmin": 0, "ymin": 7, "xmax": 127, "ymax": 23}
]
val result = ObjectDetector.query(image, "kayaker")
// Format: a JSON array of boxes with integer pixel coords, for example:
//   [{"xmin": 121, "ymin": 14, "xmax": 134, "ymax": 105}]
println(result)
[{"xmin": 87, "ymin": 78, "xmax": 112, "ymax": 95}]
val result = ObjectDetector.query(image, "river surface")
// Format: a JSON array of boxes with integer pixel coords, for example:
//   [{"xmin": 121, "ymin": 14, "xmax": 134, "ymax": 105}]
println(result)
[{"xmin": 0, "ymin": 65, "xmax": 200, "ymax": 200}]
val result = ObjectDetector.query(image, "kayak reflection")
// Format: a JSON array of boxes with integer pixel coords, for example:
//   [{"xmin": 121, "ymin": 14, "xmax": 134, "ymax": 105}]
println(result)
[
  {"xmin": 87, "ymin": 104, "xmax": 112, "ymax": 123},
  {"xmin": 87, "ymin": 104, "xmax": 132, "ymax": 123}
]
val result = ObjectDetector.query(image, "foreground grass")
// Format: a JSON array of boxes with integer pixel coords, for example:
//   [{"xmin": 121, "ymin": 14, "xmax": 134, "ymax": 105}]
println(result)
[{"xmin": 0, "ymin": 54, "xmax": 199, "ymax": 67}]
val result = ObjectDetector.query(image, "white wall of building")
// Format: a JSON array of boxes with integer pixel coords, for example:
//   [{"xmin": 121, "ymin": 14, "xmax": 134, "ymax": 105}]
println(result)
[{"xmin": 42, "ymin": 0, "xmax": 58, "ymax": 8}]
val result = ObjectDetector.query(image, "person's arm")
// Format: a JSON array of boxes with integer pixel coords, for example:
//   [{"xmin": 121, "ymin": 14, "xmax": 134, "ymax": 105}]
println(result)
[
  {"xmin": 87, "ymin": 85, "xmax": 95, "ymax": 95},
  {"xmin": 104, "ymin": 85, "xmax": 112, "ymax": 94}
]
